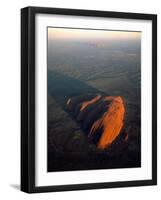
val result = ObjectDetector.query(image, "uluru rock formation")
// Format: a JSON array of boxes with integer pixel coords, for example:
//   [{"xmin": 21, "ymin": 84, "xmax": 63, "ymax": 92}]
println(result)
[{"xmin": 66, "ymin": 94, "xmax": 125, "ymax": 150}]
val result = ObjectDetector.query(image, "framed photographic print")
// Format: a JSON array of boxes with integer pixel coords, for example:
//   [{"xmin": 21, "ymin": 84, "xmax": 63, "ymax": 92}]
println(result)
[{"xmin": 21, "ymin": 6, "xmax": 157, "ymax": 193}]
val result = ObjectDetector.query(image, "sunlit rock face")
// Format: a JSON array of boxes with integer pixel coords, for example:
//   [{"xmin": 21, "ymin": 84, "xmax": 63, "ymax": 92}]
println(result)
[{"xmin": 66, "ymin": 94, "xmax": 125, "ymax": 150}]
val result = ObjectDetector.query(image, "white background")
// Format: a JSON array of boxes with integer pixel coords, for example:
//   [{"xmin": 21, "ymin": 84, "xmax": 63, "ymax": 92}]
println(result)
[
  {"xmin": 36, "ymin": 14, "xmax": 152, "ymax": 186},
  {"xmin": 0, "ymin": 0, "xmax": 160, "ymax": 199}
]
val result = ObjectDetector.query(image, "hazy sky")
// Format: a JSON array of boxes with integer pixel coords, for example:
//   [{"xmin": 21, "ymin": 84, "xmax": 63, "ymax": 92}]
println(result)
[{"xmin": 48, "ymin": 27, "xmax": 141, "ymax": 41}]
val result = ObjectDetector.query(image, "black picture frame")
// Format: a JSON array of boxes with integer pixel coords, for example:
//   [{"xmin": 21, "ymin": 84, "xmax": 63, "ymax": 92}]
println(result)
[{"xmin": 21, "ymin": 6, "xmax": 157, "ymax": 193}]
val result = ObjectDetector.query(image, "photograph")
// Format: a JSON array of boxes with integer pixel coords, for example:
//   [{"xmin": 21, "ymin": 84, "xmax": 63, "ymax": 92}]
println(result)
[
  {"xmin": 21, "ymin": 6, "xmax": 157, "ymax": 193},
  {"xmin": 47, "ymin": 27, "xmax": 141, "ymax": 172}
]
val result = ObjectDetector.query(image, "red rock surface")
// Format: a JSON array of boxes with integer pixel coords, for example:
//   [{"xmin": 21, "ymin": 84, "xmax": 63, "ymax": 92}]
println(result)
[{"xmin": 66, "ymin": 94, "xmax": 125, "ymax": 150}]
